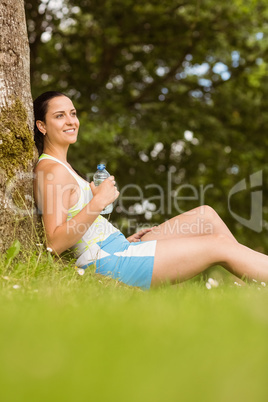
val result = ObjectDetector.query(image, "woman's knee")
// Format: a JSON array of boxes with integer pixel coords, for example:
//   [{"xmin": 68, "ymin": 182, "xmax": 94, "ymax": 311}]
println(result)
[
  {"xmin": 212, "ymin": 232, "xmax": 233, "ymax": 246},
  {"xmin": 198, "ymin": 204, "xmax": 217, "ymax": 218},
  {"xmin": 197, "ymin": 205, "xmax": 222, "ymax": 227}
]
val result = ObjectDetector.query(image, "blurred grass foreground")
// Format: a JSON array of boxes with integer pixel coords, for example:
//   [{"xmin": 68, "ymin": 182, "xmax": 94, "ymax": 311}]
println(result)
[{"xmin": 0, "ymin": 242, "xmax": 268, "ymax": 402}]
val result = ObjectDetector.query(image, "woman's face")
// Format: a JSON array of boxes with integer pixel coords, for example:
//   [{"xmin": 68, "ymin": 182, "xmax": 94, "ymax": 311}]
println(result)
[{"xmin": 38, "ymin": 95, "xmax": 80, "ymax": 147}]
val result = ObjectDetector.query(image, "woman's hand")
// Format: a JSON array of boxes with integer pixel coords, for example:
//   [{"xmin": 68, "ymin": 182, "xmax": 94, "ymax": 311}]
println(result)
[
  {"xmin": 127, "ymin": 227, "xmax": 157, "ymax": 243},
  {"xmin": 90, "ymin": 176, "xmax": 119, "ymax": 210}
]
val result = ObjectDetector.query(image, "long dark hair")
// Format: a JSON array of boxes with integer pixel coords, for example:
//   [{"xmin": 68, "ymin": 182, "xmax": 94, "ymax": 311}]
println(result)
[{"xmin": 33, "ymin": 91, "xmax": 66, "ymax": 156}]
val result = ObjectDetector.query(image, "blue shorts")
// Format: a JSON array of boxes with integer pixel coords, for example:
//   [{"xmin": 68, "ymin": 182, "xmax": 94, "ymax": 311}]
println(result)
[{"xmin": 79, "ymin": 232, "xmax": 157, "ymax": 290}]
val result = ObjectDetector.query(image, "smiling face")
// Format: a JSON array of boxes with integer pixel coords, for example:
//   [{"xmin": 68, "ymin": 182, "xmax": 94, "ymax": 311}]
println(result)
[{"xmin": 36, "ymin": 95, "xmax": 80, "ymax": 150}]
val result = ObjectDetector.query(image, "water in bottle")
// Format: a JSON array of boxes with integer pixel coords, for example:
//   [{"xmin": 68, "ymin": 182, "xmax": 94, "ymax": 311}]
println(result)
[{"xmin": 93, "ymin": 164, "xmax": 113, "ymax": 214}]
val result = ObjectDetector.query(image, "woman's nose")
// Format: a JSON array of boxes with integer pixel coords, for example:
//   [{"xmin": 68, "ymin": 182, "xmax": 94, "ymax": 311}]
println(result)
[{"xmin": 66, "ymin": 115, "xmax": 75, "ymax": 124}]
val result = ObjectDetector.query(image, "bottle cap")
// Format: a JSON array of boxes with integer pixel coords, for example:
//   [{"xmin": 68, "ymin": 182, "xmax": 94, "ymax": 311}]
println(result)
[{"xmin": 97, "ymin": 164, "xmax": 106, "ymax": 170}]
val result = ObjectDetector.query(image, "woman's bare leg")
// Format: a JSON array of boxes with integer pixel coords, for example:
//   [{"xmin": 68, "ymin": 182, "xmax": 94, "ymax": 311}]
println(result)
[
  {"xmin": 151, "ymin": 233, "xmax": 268, "ymax": 286},
  {"xmin": 141, "ymin": 205, "xmax": 238, "ymax": 242}
]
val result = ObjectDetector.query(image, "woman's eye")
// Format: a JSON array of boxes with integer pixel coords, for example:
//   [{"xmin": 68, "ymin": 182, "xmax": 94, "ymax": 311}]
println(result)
[
  {"xmin": 71, "ymin": 111, "xmax": 77, "ymax": 117},
  {"xmin": 56, "ymin": 114, "xmax": 64, "ymax": 118}
]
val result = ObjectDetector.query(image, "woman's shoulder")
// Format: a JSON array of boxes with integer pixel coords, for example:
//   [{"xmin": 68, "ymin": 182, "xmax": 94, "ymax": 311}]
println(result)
[{"xmin": 34, "ymin": 158, "xmax": 77, "ymax": 185}]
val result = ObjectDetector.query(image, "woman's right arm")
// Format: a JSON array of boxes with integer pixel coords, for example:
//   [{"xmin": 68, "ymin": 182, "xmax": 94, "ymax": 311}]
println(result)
[{"xmin": 35, "ymin": 164, "xmax": 119, "ymax": 255}]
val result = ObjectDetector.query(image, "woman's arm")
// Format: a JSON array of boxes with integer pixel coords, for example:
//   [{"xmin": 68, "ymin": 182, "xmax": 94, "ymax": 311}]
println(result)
[
  {"xmin": 35, "ymin": 163, "xmax": 119, "ymax": 255},
  {"xmin": 127, "ymin": 227, "xmax": 157, "ymax": 242}
]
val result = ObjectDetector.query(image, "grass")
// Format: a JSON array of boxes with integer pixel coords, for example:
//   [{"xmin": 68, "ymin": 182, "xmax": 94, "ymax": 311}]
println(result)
[{"xmin": 1, "ymin": 244, "xmax": 268, "ymax": 402}]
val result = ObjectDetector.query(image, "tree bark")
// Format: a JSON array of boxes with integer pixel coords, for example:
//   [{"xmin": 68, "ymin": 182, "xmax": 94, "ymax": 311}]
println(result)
[{"xmin": 0, "ymin": 0, "xmax": 38, "ymax": 253}]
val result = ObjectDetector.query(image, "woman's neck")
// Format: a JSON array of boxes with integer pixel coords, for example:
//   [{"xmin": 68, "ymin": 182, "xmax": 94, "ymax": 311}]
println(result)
[{"xmin": 43, "ymin": 145, "xmax": 69, "ymax": 162}]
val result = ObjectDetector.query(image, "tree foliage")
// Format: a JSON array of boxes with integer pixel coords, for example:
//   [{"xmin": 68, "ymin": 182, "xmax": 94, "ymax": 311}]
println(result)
[{"xmin": 25, "ymin": 0, "xmax": 268, "ymax": 248}]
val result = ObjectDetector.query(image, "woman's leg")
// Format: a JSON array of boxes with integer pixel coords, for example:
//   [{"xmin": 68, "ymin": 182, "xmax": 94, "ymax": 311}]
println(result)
[
  {"xmin": 151, "ymin": 233, "xmax": 268, "ymax": 286},
  {"xmin": 141, "ymin": 205, "xmax": 238, "ymax": 242}
]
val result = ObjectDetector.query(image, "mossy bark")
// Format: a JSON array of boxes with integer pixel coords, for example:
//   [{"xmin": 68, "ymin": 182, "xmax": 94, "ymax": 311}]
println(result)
[{"xmin": 0, "ymin": 0, "xmax": 40, "ymax": 253}]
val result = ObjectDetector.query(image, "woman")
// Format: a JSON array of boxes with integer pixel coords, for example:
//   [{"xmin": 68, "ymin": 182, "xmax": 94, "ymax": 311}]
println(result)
[{"xmin": 34, "ymin": 91, "xmax": 268, "ymax": 290}]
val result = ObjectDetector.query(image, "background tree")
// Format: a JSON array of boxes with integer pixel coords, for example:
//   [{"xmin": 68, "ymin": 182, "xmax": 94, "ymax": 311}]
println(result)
[
  {"xmin": 25, "ymin": 0, "xmax": 268, "ymax": 249},
  {"xmin": 0, "ymin": 0, "xmax": 36, "ymax": 252}
]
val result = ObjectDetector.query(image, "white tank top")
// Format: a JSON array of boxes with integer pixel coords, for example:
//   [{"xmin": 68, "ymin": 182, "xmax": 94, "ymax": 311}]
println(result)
[{"xmin": 37, "ymin": 153, "xmax": 119, "ymax": 260}]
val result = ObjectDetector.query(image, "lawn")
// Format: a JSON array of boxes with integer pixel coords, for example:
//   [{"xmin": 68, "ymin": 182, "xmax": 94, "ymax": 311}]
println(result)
[{"xmin": 0, "ymin": 244, "xmax": 268, "ymax": 402}]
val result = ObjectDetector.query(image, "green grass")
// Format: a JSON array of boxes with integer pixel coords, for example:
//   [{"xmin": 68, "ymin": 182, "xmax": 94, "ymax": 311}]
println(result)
[{"xmin": 1, "ymin": 245, "xmax": 268, "ymax": 402}]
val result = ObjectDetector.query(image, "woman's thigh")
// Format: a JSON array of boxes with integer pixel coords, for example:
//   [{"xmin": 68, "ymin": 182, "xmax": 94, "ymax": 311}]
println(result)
[{"xmin": 150, "ymin": 234, "xmax": 229, "ymax": 286}]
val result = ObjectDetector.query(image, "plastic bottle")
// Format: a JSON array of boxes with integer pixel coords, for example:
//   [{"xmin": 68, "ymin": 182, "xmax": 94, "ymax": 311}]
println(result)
[{"xmin": 93, "ymin": 164, "xmax": 113, "ymax": 214}]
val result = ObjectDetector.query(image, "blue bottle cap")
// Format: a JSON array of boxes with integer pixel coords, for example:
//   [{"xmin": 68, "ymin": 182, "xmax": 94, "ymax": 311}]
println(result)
[{"xmin": 97, "ymin": 164, "xmax": 106, "ymax": 170}]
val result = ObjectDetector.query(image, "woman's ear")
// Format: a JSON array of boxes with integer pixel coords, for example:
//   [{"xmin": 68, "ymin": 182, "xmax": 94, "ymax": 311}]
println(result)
[{"xmin": 36, "ymin": 120, "xmax": 46, "ymax": 135}]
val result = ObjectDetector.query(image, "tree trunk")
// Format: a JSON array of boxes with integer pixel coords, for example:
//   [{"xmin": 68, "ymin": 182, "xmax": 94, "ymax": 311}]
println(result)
[{"xmin": 0, "ymin": 0, "xmax": 38, "ymax": 253}]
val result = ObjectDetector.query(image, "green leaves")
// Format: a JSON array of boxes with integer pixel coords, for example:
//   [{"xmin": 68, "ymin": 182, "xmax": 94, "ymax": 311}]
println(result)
[{"xmin": 5, "ymin": 240, "xmax": 21, "ymax": 268}]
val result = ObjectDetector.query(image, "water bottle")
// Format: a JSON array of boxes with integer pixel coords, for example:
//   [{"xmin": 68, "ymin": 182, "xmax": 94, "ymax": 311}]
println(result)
[{"xmin": 93, "ymin": 164, "xmax": 113, "ymax": 214}]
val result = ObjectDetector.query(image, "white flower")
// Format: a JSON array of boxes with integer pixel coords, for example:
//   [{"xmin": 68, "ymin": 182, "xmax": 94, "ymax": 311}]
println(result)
[
  {"xmin": 252, "ymin": 279, "xmax": 257, "ymax": 283},
  {"xmin": 46, "ymin": 247, "xmax": 53, "ymax": 253},
  {"xmin": 261, "ymin": 282, "xmax": 266, "ymax": 287},
  {"xmin": 208, "ymin": 278, "xmax": 219, "ymax": 287},
  {"xmin": 13, "ymin": 285, "xmax": 20, "ymax": 289},
  {"xmin": 234, "ymin": 282, "xmax": 241, "ymax": 287},
  {"xmin": 36, "ymin": 243, "xmax": 43, "ymax": 246},
  {"xmin": 3, "ymin": 276, "xmax": 9, "ymax": 280},
  {"xmin": 206, "ymin": 282, "xmax": 212, "ymax": 290},
  {"xmin": 77, "ymin": 269, "xmax": 85, "ymax": 276}
]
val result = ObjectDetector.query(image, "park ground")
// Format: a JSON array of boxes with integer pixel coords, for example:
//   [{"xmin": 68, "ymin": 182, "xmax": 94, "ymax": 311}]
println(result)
[{"xmin": 0, "ymin": 245, "xmax": 268, "ymax": 402}]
